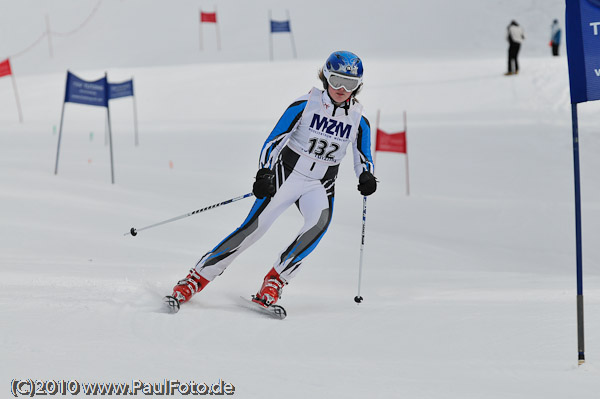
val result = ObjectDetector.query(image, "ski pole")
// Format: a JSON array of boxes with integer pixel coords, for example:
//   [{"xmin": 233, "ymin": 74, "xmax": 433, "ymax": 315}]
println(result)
[
  {"xmin": 125, "ymin": 192, "xmax": 254, "ymax": 237},
  {"xmin": 354, "ymin": 196, "xmax": 368, "ymax": 304}
]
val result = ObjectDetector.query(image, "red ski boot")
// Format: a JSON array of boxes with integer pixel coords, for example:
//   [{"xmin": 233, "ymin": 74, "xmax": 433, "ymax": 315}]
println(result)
[
  {"xmin": 165, "ymin": 268, "xmax": 209, "ymax": 312},
  {"xmin": 252, "ymin": 268, "xmax": 286, "ymax": 308}
]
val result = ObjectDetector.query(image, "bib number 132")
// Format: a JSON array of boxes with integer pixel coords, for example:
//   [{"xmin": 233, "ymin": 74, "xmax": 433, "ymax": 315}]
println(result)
[{"xmin": 308, "ymin": 138, "xmax": 339, "ymax": 160}]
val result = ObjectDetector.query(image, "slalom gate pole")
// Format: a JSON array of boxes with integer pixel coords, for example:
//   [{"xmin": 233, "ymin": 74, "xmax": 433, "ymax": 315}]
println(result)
[
  {"xmin": 106, "ymin": 73, "xmax": 115, "ymax": 185},
  {"xmin": 571, "ymin": 103, "xmax": 585, "ymax": 365},
  {"xmin": 354, "ymin": 196, "xmax": 368, "ymax": 304},
  {"xmin": 54, "ymin": 83, "xmax": 68, "ymax": 175},
  {"xmin": 125, "ymin": 192, "xmax": 254, "ymax": 237}
]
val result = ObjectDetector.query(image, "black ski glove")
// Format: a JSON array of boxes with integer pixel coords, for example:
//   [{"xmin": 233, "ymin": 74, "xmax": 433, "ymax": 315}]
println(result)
[
  {"xmin": 357, "ymin": 171, "xmax": 377, "ymax": 196},
  {"xmin": 253, "ymin": 168, "xmax": 276, "ymax": 199}
]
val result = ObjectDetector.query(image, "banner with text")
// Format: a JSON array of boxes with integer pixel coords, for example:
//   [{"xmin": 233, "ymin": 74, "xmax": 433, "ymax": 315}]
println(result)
[
  {"xmin": 109, "ymin": 80, "xmax": 134, "ymax": 100},
  {"xmin": 64, "ymin": 71, "xmax": 108, "ymax": 107},
  {"xmin": 566, "ymin": 0, "xmax": 600, "ymax": 103}
]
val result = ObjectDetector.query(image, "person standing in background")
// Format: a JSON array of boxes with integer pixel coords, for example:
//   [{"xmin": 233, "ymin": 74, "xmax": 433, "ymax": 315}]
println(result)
[
  {"xmin": 505, "ymin": 20, "xmax": 525, "ymax": 76},
  {"xmin": 550, "ymin": 19, "xmax": 561, "ymax": 56}
]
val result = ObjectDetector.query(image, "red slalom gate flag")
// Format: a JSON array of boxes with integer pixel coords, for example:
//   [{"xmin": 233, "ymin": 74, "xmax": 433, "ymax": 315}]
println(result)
[
  {"xmin": 376, "ymin": 128, "xmax": 406, "ymax": 153},
  {"xmin": 0, "ymin": 58, "xmax": 12, "ymax": 78},
  {"xmin": 200, "ymin": 12, "xmax": 217, "ymax": 23}
]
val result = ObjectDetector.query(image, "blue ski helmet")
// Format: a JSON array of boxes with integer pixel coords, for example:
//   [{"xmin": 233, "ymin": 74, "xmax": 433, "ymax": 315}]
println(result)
[{"xmin": 323, "ymin": 51, "xmax": 363, "ymax": 92}]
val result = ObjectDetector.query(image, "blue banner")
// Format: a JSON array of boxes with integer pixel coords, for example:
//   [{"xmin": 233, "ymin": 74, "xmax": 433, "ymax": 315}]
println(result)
[
  {"xmin": 109, "ymin": 80, "xmax": 134, "ymax": 100},
  {"xmin": 64, "ymin": 71, "xmax": 108, "ymax": 107},
  {"xmin": 566, "ymin": 0, "xmax": 600, "ymax": 103},
  {"xmin": 270, "ymin": 20, "xmax": 291, "ymax": 33}
]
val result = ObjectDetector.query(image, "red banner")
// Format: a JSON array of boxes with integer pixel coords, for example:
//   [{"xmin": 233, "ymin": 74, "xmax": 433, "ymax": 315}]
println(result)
[
  {"xmin": 376, "ymin": 129, "xmax": 406, "ymax": 153},
  {"xmin": 0, "ymin": 58, "xmax": 12, "ymax": 78},
  {"xmin": 200, "ymin": 12, "xmax": 217, "ymax": 23}
]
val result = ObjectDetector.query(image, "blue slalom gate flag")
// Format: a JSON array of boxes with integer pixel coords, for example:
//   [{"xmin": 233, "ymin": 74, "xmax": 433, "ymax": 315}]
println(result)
[
  {"xmin": 109, "ymin": 79, "xmax": 134, "ymax": 100},
  {"xmin": 64, "ymin": 71, "xmax": 108, "ymax": 107},
  {"xmin": 270, "ymin": 20, "xmax": 291, "ymax": 33},
  {"xmin": 566, "ymin": 0, "xmax": 600, "ymax": 103},
  {"xmin": 56, "ymin": 71, "xmax": 116, "ymax": 184},
  {"xmin": 564, "ymin": 0, "xmax": 599, "ymax": 366},
  {"xmin": 268, "ymin": 11, "xmax": 297, "ymax": 60},
  {"xmin": 108, "ymin": 78, "xmax": 140, "ymax": 146}
]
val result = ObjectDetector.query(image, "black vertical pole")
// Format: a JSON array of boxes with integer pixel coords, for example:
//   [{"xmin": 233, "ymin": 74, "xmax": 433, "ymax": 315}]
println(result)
[
  {"xmin": 199, "ymin": 9, "xmax": 203, "ymax": 51},
  {"xmin": 106, "ymin": 73, "xmax": 115, "ymax": 184},
  {"xmin": 286, "ymin": 9, "xmax": 297, "ymax": 59},
  {"xmin": 268, "ymin": 10, "xmax": 273, "ymax": 61},
  {"xmin": 374, "ymin": 109, "xmax": 380, "ymax": 169},
  {"xmin": 54, "ymin": 71, "xmax": 68, "ymax": 175},
  {"xmin": 54, "ymin": 101, "xmax": 66, "ymax": 175},
  {"xmin": 571, "ymin": 102, "xmax": 585, "ymax": 365},
  {"xmin": 215, "ymin": 6, "xmax": 221, "ymax": 51},
  {"xmin": 10, "ymin": 71, "xmax": 23, "ymax": 123},
  {"xmin": 404, "ymin": 110, "xmax": 410, "ymax": 196},
  {"xmin": 132, "ymin": 78, "xmax": 139, "ymax": 147}
]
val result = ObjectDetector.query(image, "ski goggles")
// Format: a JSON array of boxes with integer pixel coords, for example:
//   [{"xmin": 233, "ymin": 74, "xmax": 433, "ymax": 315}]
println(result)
[{"xmin": 325, "ymin": 72, "xmax": 362, "ymax": 92}]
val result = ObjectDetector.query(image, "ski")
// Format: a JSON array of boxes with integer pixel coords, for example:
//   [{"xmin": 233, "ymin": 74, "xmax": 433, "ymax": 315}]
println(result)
[
  {"xmin": 238, "ymin": 296, "xmax": 287, "ymax": 319},
  {"xmin": 164, "ymin": 294, "xmax": 287, "ymax": 319},
  {"xmin": 164, "ymin": 295, "xmax": 181, "ymax": 313}
]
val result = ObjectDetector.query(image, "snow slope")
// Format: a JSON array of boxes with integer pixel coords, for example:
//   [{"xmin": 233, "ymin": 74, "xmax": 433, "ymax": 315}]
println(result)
[{"xmin": 1, "ymin": 1, "xmax": 600, "ymax": 398}]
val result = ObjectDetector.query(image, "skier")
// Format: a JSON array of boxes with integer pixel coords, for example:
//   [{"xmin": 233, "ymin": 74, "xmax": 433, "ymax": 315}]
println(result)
[
  {"xmin": 166, "ymin": 51, "xmax": 377, "ymax": 312},
  {"xmin": 550, "ymin": 19, "xmax": 561, "ymax": 57},
  {"xmin": 505, "ymin": 20, "xmax": 525, "ymax": 76}
]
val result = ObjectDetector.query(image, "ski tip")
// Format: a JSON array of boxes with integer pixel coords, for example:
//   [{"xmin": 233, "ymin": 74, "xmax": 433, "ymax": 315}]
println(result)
[
  {"xmin": 239, "ymin": 295, "xmax": 287, "ymax": 319},
  {"xmin": 271, "ymin": 304, "xmax": 287, "ymax": 319},
  {"xmin": 163, "ymin": 295, "xmax": 180, "ymax": 313}
]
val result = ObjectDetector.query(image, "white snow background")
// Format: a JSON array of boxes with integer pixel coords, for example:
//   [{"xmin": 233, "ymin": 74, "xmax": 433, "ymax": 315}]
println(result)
[{"xmin": 1, "ymin": 0, "xmax": 600, "ymax": 398}]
